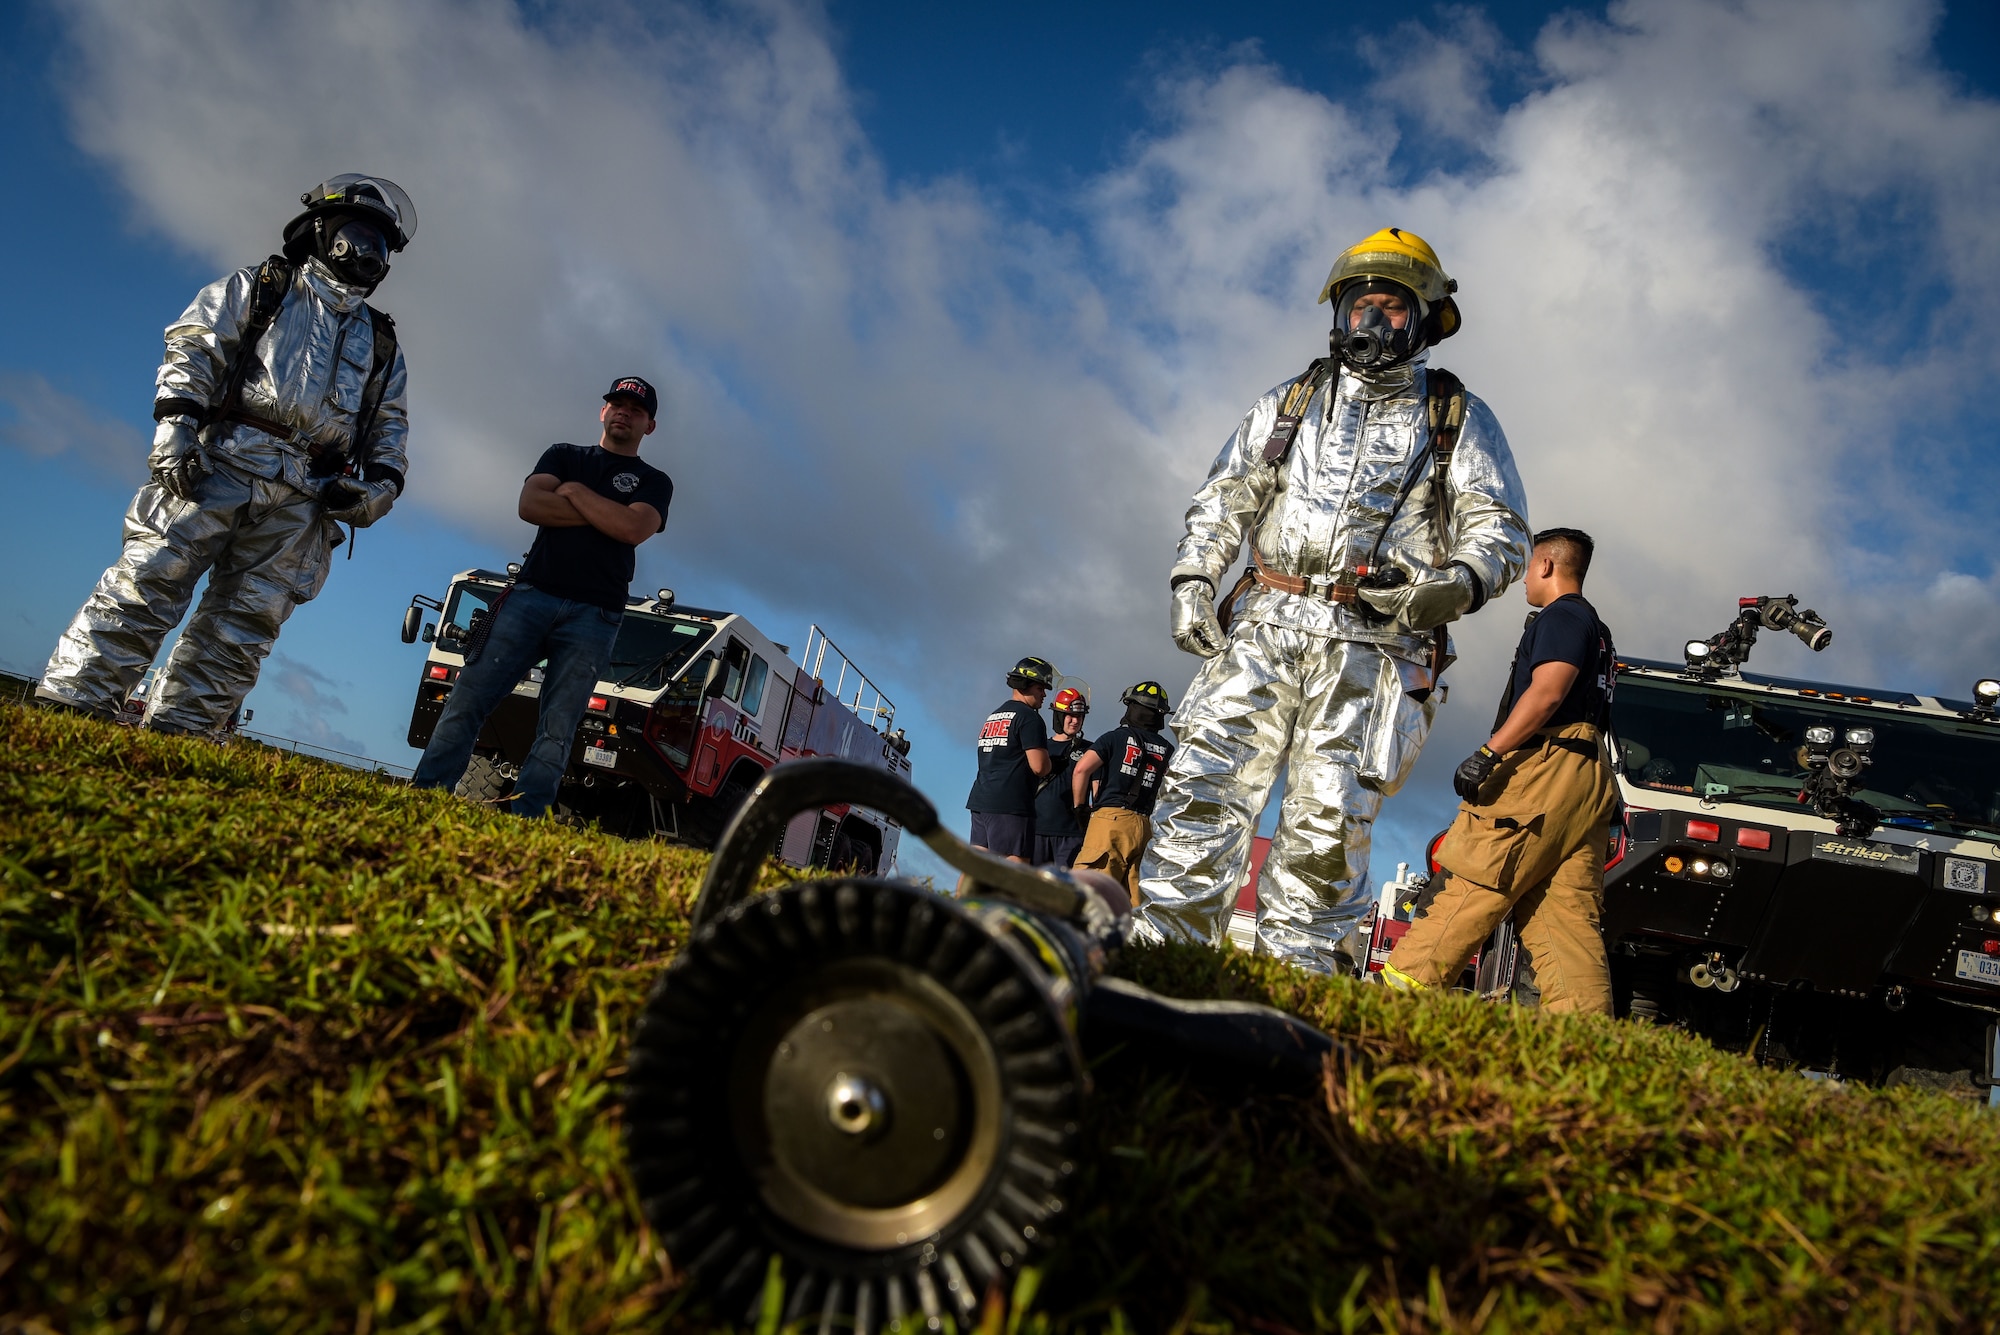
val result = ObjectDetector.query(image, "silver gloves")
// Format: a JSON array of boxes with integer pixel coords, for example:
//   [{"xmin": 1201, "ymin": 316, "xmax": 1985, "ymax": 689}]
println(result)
[
  {"xmin": 148, "ymin": 416, "xmax": 210, "ymax": 501},
  {"xmin": 320, "ymin": 476, "xmax": 399, "ymax": 528},
  {"xmin": 1356, "ymin": 562, "xmax": 1477, "ymax": 633},
  {"xmin": 1171, "ymin": 576, "xmax": 1225, "ymax": 658}
]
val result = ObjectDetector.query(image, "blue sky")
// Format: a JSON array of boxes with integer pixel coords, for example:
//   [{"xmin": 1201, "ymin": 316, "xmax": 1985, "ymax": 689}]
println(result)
[{"xmin": 3, "ymin": 0, "xmax": 1998, "ymax": 883}]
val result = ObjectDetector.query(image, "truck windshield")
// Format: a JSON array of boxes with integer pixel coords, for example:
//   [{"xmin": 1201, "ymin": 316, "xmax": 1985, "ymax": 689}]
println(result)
[
  {"xmin": 442, "ymin": 581, "xmax": 505, "ymax": 637},
  {"xmin": 607, "ymin": 614, "xmax": 715, "ymax": 690},
  {"xmin": 1614, "ymin": 677, "xmax": 2000, "ymax": 838}
]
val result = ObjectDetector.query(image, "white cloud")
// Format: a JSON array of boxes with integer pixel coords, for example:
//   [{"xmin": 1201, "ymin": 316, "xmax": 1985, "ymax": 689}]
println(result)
[
  {"xmin": 47, "ymin": 0, "xmax": 2000, "ymax": 855},
  {"xmin": 0, "ymin": 371, "xmax": 149, "ymax": 482}
]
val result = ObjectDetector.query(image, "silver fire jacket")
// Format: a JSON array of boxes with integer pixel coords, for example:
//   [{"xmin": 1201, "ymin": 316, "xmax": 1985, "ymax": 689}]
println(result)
[
  {"xmin": 154, "ymin": 256, "xmax": 409, "ymax": 497},
  {"xmin": 1169, "ymin": 353, "xmax": 1530, "ymax": 654}
]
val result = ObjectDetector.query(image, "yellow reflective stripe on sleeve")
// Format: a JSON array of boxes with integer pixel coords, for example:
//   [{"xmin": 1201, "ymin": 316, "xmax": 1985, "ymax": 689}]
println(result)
[{"xmin": 1379, "ymin": 962, "xmax": 1431, "ymax": 993}]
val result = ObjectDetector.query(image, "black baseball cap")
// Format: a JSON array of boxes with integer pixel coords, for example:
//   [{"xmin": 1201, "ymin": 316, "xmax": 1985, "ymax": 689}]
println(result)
[{"xmin": 603, "ymin": 376, "xmax": 658, "ymax": 419}]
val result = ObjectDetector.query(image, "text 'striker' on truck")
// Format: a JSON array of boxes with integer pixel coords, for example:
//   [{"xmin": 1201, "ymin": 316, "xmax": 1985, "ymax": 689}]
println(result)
[{"xmin": 399, "ymin": 569, "xmax": 912, "ymax": 873}]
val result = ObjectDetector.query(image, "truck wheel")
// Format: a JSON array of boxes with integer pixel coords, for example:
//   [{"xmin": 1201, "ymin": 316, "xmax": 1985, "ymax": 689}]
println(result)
[
  {"xmin": 456, "ymin": 753, "xmax": 515, "ymax": 807},
  {"xmin": 829, "ymin": 825, "xmax": 878, "ymax": 876}
]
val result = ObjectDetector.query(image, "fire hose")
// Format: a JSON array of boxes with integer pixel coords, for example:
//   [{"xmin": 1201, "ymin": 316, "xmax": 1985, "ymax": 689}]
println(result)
[{"xmin": 622, "ymin": 759, "xmax": 1337, "ymax": 1332}]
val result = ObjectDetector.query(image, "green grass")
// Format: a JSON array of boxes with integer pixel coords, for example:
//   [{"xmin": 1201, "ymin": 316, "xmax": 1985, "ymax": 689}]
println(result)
[{"xmin": 3, "ymin": 703, "xmax": 1998, "ymax": 1333}]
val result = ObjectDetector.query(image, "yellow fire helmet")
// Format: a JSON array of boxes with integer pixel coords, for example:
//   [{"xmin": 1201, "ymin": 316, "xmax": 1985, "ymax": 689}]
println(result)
[{"xmin": 1317, "ymin": 227, "xmax": 1461, "ymax": 343}]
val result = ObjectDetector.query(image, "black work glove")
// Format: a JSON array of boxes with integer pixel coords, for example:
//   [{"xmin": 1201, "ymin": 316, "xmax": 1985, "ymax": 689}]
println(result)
[
  {"xmin": 1073, "ymin": 804, "xmax": 1094, "ymax": 831},
  {"xmin": 1452, "ymin": 745, "xmax": 1501, "ymax": 802}
]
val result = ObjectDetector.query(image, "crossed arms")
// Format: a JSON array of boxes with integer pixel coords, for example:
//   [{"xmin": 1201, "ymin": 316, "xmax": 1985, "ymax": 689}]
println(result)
[{"xmin": 519, "ymin": 474, "xmax": 660, "ymax": 546}]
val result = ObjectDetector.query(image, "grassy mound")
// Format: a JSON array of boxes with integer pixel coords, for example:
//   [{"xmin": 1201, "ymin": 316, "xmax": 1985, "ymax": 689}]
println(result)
[{"xmin": 3, "ymin": 703, "xmax": 1997, "ymax": 1333}]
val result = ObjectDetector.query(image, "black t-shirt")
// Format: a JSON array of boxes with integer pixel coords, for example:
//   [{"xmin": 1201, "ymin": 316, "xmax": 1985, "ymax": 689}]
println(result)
[
  {"xmin": 1493, "ymin": 593, "xmax": 1615, "ymax": 732},
  {"xmin": 1086, "ymin": 724, "xmax": 1175, "ymax": 815},
  {"xmin": 1035, "ymin": 736, "xmax": 1087, "ymax": 836},
  {"xmin": 516, "ymin": 443, "xmax": 674, "ymax": 610},
  {"xmin": 966, "ymin": 699, "xmax": 1049, "ymax": 816}
]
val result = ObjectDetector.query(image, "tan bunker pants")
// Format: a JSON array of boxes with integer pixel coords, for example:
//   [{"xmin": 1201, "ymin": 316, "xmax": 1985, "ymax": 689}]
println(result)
[
  {"xmin": 1385, "ymin": 722, "xmax": 1618, "ymax": 1015},
  {"xmin": 1078, "ymin": 808, "xmax": 1151, "ymax": 901}
]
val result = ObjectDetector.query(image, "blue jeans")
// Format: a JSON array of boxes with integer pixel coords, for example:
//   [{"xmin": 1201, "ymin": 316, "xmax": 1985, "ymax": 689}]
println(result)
[{"xmin": 411, "ymin": 583, "xmax": 623, "ymax": 819}]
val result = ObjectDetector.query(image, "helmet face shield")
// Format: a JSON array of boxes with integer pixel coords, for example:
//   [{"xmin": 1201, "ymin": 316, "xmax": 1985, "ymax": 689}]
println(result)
[{"xmin": 302, "ymin": 174, "xmax": 417, "ymax": 250}]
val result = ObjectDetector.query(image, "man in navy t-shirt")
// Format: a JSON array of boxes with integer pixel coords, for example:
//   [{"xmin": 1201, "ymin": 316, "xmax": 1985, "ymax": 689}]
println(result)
[
  {"xmin": 412, "ymin": 376, "xmax": 673, "ymax": 818},
  {"xmin": 1070, "ymin": 680, "xmax": 1176, "ymax": 897},
  {"xmin": 966, "ymin": 656, "xmax": 1056, "ymax": 860},
  {"xmin": 1383, "ymin": 528, "xmax": 1620, "ymax": 1014}
]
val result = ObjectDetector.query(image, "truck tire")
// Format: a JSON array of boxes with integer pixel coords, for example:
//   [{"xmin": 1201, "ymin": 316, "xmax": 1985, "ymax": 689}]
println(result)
[
  {"xmin": 830, "ymin": 819, "xmax": 879, "ymax": 876},
  {"xmin": 457, "ymin": 753, "xmax": 515, "ymax": 807}
]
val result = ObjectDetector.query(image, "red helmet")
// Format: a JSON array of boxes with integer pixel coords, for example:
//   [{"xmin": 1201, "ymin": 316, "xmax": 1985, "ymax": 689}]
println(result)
[{"xmin": 1052, "ymin": 687, "xmax": 1089, "ymax": 717}]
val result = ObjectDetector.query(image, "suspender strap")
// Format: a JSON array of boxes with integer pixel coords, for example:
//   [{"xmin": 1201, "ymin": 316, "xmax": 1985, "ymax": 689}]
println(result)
[
  {"xmin": 1260, "ymin": 357, "xmax": 1335, "ymax": 465},
  {"xmin": 347, "ymin": 308, "xmax": 399, "ymax": 487},
  {"xmin": 1423, "ymin": 368, "xmax": 1467, "ymax": 679},
  {"xmin": 202, "ymin": 256, "xmax": 294, "ymax": 431},
  {"xmin": 1423, "ymin": 367, "xmax": 1466, "ymax": 564}
]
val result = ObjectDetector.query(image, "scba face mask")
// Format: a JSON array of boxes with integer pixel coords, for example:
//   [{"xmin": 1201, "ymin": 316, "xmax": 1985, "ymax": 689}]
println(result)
[
  {"xmin": 1330, "ymin": 280, "xmax": 1424, "ymax": 370},
  {"xmin": 321, "ymin": 218, "xmax": 390, "ymax": 288}
]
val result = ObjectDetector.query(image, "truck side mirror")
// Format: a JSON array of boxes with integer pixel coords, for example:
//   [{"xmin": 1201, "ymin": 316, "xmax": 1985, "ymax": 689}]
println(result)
[
  {"xmin": 701, "ymin": 657, "xmax": 728, "ymax": 699},
  {"xmin": 401, "ymin": 605, "xmax": 424, "ymax": 644},
  {"xmin": 422, "ymin": 622, "xmax": 437, "ymax": 644}
]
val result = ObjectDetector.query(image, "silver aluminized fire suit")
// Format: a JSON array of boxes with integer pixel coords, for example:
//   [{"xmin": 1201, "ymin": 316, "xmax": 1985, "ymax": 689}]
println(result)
[
  {"xmin": 38, "ymin": 257, "xmax": 408, "ymax": 732},
  {"xmin": 1133, "ymin": 353, "xmax": 1529, "ymax": 974}
]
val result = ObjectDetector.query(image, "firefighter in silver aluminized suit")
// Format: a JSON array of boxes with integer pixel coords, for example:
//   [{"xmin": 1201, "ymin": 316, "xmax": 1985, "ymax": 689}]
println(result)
[
  {"xmin": 36, "ymin": 176, "xmax": 415, "ymax": 733},
  {"xmin": 1132, "ymin": 228, "xmax": 1530, "ymax": 975}
]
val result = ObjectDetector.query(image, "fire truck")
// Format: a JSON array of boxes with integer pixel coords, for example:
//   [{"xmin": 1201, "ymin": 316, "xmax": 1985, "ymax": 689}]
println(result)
[{"xmin": 398, "ymin": 568, "xmax": 911, "ymax": 873}]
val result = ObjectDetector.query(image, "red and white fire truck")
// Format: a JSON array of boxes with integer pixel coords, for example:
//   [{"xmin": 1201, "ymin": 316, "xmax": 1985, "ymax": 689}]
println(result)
[{"xmin": 399, "ymin": 568, "xmax": 911, "ymax": 873}]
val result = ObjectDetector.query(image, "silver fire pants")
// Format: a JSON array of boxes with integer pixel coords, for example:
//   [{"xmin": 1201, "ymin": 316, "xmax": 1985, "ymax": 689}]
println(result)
[
  {"xmin": 1133, "ymin": 621, "xmax": 1437, "ymax": 975},
  {"xmin": 38, "ymin": 463, "xmax": 339, "ymax": 733}
]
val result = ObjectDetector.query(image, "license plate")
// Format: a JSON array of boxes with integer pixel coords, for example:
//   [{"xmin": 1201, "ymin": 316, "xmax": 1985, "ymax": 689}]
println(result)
[
  {"xmin": 1954, "ymin": 950, "xmax": 2000, "ymax": 987},
  {"xmin": 581, "ymin": 746, "xmax": 617, "ymax": 769}
]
